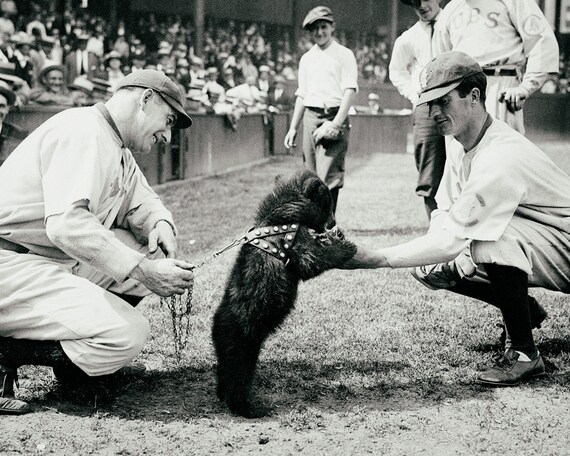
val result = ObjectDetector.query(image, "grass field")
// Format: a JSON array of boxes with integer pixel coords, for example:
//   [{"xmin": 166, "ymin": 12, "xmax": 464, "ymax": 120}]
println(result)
[{"xmin": 3, "ymin": 141, "xmax": 570, "ymax": 455}]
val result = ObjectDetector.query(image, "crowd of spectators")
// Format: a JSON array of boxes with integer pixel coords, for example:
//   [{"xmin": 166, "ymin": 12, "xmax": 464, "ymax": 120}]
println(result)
[
  {"xmin": 0, "ymin": 0, "xmax": 567, "ymax": 115},
  {"xmin": 0, "ymin": 1, "xmax": 397, "ymax": 115}
]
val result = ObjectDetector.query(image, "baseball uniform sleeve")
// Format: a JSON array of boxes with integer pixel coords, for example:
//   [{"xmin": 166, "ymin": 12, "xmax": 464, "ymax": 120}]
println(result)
[
  {"xmin": 432, "ymin": 8, "xmax": 453, "ymax": 56},
  {"xmin": 389, "ymin": 32, "xmax": 419, "ymax": 105},
  {"xmin": 506, "ymin": 0, "xmax": 559, "ymax": 75},
  {"xmin": 46, "ymin": 203, "xmax": 145, "ymax": 282}
]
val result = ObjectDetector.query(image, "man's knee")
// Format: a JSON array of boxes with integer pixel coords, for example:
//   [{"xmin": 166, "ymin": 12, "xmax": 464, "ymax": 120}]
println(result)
[
  {"xmin": 113, "ymin": 312, "xmax": 151, "ymax": 359},
  {"xmin": 69, "ymin": 311, "xmax": 151, "ymax": 376}
]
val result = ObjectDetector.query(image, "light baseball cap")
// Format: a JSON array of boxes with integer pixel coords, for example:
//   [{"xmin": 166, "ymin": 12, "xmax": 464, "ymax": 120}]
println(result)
[
  {"xmin": 417, "ymin": 51, "xmax": 484, "ymax": 105},
  {"xmin": 116, "ymin": 69, "xmax": 192, "ymax": 129},
  {"xmin": 302, "ymin": 6, "xmax": 334, "ymax": 29}
]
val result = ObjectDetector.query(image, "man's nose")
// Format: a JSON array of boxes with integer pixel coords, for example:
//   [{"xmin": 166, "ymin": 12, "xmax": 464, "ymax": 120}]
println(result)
[{"xmin": 161, "ymin": 129, "xmax": 172, "ymax": 144}]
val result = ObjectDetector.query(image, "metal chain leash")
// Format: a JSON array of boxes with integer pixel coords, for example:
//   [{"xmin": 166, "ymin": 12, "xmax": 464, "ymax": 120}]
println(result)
[{"xmin": 160, "ymin": 235, "xmax": 246, "ymax": 364}]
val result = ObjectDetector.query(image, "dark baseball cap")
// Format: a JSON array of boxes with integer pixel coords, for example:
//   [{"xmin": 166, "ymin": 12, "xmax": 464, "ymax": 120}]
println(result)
[
  {"xmin": 417, "ymin": 51, "xmax": 484, "ymax": 105},
  {"xmin": 116, "ymin": 69, "xmax": 192, "ymax": 129},
  {"xmin": 399, "ymin": 0, "xmax": 420, "ymax": 6},
  {"xmin": 302, "ymin": 6, "xmax": 334, "ymax": 29}
]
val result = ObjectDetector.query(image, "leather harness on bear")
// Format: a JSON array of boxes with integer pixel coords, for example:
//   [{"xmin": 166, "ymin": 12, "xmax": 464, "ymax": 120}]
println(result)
[{"xmin": 243, "ymin": 224, "xmax": 299, "ymax": 264}]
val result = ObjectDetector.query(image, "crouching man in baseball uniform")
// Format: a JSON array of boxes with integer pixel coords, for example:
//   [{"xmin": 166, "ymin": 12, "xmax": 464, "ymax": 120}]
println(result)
[
  {"xmin": 0, "ymin": 70, "xmax": 195, "ymax": 414},
  {"xmin": 340, "ymin": 51, "xmax": 570, "ymax": 387}
]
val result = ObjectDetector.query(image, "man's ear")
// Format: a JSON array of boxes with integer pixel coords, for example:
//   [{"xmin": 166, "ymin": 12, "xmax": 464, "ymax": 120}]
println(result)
[
  {"xmin": 470, "ymin": 87, "xmax": 481, "ymax": 104},
  {"xmin": 139, "ymin": 88, "xmax": 154, "ymax": 109}
]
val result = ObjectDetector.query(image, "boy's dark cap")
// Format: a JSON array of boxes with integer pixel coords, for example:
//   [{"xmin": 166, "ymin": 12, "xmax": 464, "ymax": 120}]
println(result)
[
  {"xmin": 116, "ymin": 69, "xmax": 192, "ymax": 129},
  {"xmin": 302, "ymin": 6, "xmax": 334, "ymax": 29},
  {"xmin": 417, "ymin": 51, "xmax": 483, "ymax": 105},
  {"xmin": 399, "ymin": 0, "xmax": 420, "ymax": 6}
]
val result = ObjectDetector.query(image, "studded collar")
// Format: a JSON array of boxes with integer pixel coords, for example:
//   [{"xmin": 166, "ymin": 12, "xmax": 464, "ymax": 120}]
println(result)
[{"xmin": 243, "ymin": 223, "xmax": 300, "ymax": 263}]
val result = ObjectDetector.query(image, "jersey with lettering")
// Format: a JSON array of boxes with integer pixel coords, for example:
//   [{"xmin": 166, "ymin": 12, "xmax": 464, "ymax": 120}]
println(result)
[{"xmin": 433, "ymin": 0, "xmax": 558, "ymax": 84}]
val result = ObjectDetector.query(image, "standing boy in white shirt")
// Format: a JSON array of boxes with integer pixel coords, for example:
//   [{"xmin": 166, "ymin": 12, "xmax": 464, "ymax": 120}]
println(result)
[{"xmin": 284, "ymin": 6, "xmax": 358, "ymax": 214}]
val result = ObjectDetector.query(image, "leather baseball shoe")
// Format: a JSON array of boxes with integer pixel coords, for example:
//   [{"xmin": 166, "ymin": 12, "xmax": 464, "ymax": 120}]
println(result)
[
  {"xmin": 477, "ymin": 348, "xmax": 545, "ymax": 386},
  {"xmin": 0, "ymin": 366, "xmax": 30, "ymax": 414}
]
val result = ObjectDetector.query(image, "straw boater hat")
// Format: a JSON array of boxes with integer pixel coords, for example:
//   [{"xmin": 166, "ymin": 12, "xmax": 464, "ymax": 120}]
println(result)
[
  {"xmin": 39, "ymin": 64, "xmax": 66, "ymax": 84},
  {"xmin": 68, "ymin": 77, "xmax": 94, "ymax": 95},
  {"xmin": 104, "ymin": 51, "xmax": 123, "ymax": 64}
]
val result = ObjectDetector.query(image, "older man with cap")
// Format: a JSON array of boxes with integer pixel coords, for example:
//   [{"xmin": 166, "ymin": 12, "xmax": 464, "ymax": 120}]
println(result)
[
  {"xmin": 0, "ymin": 69, "xmax": 194, "ymax": 414},
  {"xmin": 284, "ymin": 5, "xmax": 358, "ymax": 214},
  {"xmin": 340, "ymin": 51, "xmax": 570, "ymax": 387},
  {"xmin": 389, "ymin": 0, "xmax": 446, "ymax": 220}
]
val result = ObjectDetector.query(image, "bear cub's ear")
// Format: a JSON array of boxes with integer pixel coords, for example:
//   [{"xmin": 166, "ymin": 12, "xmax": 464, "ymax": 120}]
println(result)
[{"xmin": 303, "ymin": 176, "xmax": 327, "ymax": 201}]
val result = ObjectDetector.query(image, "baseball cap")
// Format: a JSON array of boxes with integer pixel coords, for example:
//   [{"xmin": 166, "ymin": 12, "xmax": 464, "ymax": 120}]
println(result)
[
  {"xmin": 417, "ymin": 51, "xmax": 484, "ymax": 105},
  {"xmin": 302, "ymin": 6, "xmax": 334, "ymax": 29},
  {"xmin": 116, "ymin": 69, "xmax": 192, "ymax": 129},
  {"xmin": 399, "ymin": 0, "xmax": 420, "ymax": 6}
]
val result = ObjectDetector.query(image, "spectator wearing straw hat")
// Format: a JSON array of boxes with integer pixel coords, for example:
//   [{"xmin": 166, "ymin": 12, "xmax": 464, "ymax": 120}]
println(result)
[
  {"xmin": 102, "ymin": 50, "xmax": 125, "ymax": 92},
  {"xmin": 29, "ymin": 63, "xmax": 73, "ymax": 106},
  {"xmin": 189, "ymin": 56, "xmax": 205, "ymax": 83},
  {"xmin": 29, "ymin": 35, "xmax": 58, "ymax": 84},
  {"xmin": 257, "ymin": 64, "xmax": 271, "ymax": 93},
  {"xmin": 10, "ymin": 31, "xmax": 35, "ymax": 87},
  {"xmin": 175, "ymin": 58, "xmax": 191, "ymax": 91},
  {"xmin": 203, "ymin": 66, "xmax": 225, "ymax": 100},
  {"xmin": 367, "ymin": 93, "xmax": 382, "ymax": 114},
  {"xmin": 284, "ymin": 6, "xmax": 358, "ymax": 214},
  {"xmin": 0, "ymin": 79, "xmax": 26, "ymax": 165},
  {"xmin": 220, "ymin": 66, "xmax": 237, "ymax": 91},
  {"xmin": 0, "ymin": 69, "xmax": 194, "ymax": 415},
  {"xmin": 129, "ymin": 50, "xmax": 146, "ymax": 73},
  {"xmin": 68, "ymin": 76, "xmax": 94, "ymax": 107},
  {"xmin": 226, "ymin": 75, "xmax": 261, "ymax": 108}
]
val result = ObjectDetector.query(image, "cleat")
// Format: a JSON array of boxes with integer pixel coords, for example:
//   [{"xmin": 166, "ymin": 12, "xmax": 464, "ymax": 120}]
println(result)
[{"xmin": 477, "ymin": 348, "xmax": 545, "ymax": 386}]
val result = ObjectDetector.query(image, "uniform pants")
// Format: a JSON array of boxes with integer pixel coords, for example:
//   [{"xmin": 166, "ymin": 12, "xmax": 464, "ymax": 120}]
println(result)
[
  {"xmin": 413, "ymin": 104, "xmax": 446, "ymax": 202},
  {"xmin": 302, "ymin": 108, "xmax": 349, "ymax": 190},
  {"xmin": 0, "ymin": 229, "xmax": 156, "ymax": 376},
  {"xmin": 413, "ymin": 215, "xmax": 570, "ymax": 293},
  {"xmin": 486, "ymin": 74, "xmax": 525, "ymax": 135}
]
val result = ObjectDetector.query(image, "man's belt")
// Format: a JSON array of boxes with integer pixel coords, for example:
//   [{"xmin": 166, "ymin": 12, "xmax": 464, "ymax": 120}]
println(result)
[
  {"xmin": 483, "ymin": 67, "xmax": 518, "ymax": 77},
  {"xmin": 306, "ymin": 106, "xmax": 340, "ymax": 115}
]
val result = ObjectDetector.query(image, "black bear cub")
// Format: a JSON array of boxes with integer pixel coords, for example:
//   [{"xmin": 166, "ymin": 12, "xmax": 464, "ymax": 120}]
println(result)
[{"xmin": 212, "ymin": 170, "xmax": 357, "ymax": 418}]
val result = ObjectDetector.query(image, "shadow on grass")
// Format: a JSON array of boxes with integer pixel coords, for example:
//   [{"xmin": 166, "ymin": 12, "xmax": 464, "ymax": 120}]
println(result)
[{"xmin": 31, "ymin": 357, "xmax": 494, "ymax": 421}]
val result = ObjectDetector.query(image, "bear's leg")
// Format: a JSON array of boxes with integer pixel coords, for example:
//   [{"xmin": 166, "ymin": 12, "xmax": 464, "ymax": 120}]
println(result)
[{"xmin": 213, "ymin": 305, "xmax": 276, "ymax": 418}]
